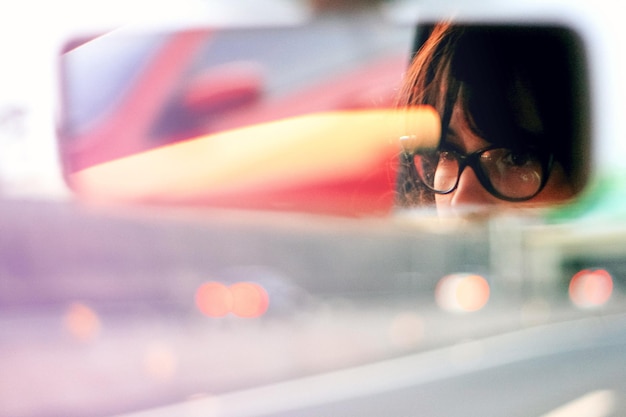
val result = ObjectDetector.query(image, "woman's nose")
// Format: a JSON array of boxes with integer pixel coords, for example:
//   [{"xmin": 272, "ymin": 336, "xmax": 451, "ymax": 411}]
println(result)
[{"xmin": 449, "ymin": 167, "xmax": 496, "ymax": 206}]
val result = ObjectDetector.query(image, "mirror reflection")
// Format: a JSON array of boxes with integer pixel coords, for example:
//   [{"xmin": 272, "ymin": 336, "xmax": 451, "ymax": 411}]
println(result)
[
  {"xmin": 58, "ymin": 21, "xmax": 590, "ymax": 217},
  {"xmin": 396, "ymin": 23, "xmax": 590, "ymax": 216},
  {"xmin": 59, "ymin": 22, "xmax": 420, "ymax": 216}
]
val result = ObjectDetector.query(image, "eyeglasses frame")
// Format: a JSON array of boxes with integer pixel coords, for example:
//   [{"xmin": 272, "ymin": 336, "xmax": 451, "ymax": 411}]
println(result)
[{"xmin": 403, "ymin": 143, "xmax": 555, "ymax": 202}]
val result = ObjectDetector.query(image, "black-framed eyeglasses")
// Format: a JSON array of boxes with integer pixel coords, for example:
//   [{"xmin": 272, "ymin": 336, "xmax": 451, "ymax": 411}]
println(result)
[{"xmin": 404, "ymin": 143, "xmax": 554, "ymax": 202}]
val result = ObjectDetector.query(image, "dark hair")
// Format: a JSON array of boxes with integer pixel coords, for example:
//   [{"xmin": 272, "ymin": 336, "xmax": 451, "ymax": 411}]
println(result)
[{"xmin": 396, "ymin": 22, "xmax": 589, "ymax": 207}]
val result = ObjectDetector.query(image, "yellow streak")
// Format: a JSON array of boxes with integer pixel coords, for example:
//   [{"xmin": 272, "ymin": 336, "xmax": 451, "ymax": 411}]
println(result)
[{"xmin": 70, "ymin": 107, "xmax": 440, "ymax": 202}]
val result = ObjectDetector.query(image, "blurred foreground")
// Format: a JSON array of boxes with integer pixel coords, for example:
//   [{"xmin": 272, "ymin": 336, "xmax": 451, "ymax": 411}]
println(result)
[{"xmin": 1, "ymin": 199, "xmax": 625, "ymax": 417}]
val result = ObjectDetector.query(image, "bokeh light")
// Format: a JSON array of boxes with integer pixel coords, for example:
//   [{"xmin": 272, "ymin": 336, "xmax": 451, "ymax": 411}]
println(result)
[
  {"xmin": 63, "ymin": 302, "xmax": 101, "ymax": 341},
  {"xmin": 230, "ymin": 282, "xmax": 270, "ymax": 318},
  {"xmin": 195, "ymin": 282, "xmax": 233, "ymax": 317},
  {"xmin": 569, "ymin": 269, "xmax": 613, "ymax": 309},
  {"xmin": 195, "ymin": 281, "xmax": 269, "ymax": 318},
  {"xmin": 143, "ymin": 342, "xmax": 178, "ymax": 381},
  {"xmin": 435, "ymin": 273, "xmax": 490, "ymax": 313}
]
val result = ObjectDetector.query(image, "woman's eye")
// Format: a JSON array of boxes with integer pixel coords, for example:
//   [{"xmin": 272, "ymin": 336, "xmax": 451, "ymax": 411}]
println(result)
[
  {"xmin": 487, "ymin": 149, "xmax": 537, "ymax": 167},
  {"xmin": 502, "ymin": 151, "xmax": 534, "ymax": 166},
  {"xmin": 438, "ymin": 151, "xmax": 456, "ymax": 164}
]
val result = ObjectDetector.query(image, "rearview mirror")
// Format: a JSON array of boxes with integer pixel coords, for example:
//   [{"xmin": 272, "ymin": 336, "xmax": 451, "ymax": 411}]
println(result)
[{"xmin": 57, "ymin": 19, "xmax": 590, "ymax": 217}]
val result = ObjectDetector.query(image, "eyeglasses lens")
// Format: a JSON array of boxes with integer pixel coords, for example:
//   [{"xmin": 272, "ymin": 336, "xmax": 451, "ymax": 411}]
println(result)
[
  {"xmin": 479, "ymin": 148, "xmax": 543, "ymax": 199},
  {"xmin": 413, "ymin": 147, "xmax": 544, "ymax": 200},
  {"xmin": 414, "ymin": 150, "xmax": 459, "ymax": 193}
]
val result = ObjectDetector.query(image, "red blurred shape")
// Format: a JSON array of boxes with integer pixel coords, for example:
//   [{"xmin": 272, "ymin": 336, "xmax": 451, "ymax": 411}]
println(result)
[
  {"xmin": 195, "ymin": 281, "xmax": 270, "ymax": 318},
  {"xmin": 569, "ymin": 269, "xmax": 613, "ymax": 308},
  {"xmin": 195, "ymin": 282, "xmax": 233, "ymax": 317},
  {"xmin": 230, "ymin": 282, "xmax": 270, "ymax": 318},
  {"xmin": 63, "ymin": 31, "xmax": 213, "ymax": 171},
  {"xmin": 182, "ymin": 62, "xmax": 263, "ymax": 113}
]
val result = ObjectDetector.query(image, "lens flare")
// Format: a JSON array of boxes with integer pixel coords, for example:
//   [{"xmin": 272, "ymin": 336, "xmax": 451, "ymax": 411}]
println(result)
[
  {"xmin": 435, "ymin": 273, "xmax": 490, "ymax": 313},
  {"xmin": 569, "ymin": 269, "xmax": 613, "ymax": 309}
]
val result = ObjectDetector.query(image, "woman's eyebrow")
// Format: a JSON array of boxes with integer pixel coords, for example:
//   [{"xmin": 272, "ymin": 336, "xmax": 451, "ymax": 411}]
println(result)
[
  {"xmin": 442, "ymin": 127, "xmax": 464, "ymax": 150},
  {"xmin": 440, "ymin": 138, "xmax": 464, "ymax": 153}
]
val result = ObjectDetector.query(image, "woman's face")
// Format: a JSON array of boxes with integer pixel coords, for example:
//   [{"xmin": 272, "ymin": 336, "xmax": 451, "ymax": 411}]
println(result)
[{"xmin": 434, "ymin": 102, "xmax": 575, "ymax": 214}]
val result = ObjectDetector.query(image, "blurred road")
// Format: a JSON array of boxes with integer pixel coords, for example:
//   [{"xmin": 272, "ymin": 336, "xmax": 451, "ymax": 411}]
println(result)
[
  {"xmin": 166, "ymin": 312, "xmax": 626, "ymax": 417},
  {"xmin": 4, "ymin": 292, "xmax": 622, "ymax": 417},
  {"xmin": 0, "ymin": 199, "xmax": 490, "ymax": 310},
  {"xmin": 1, "ymin": 199, "xmax": 625, "ymax": 417}
]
